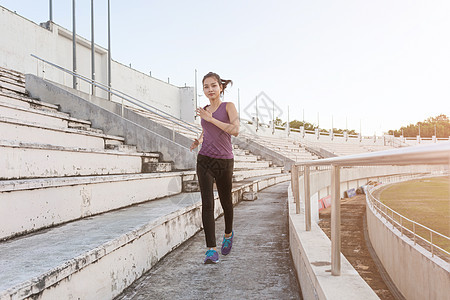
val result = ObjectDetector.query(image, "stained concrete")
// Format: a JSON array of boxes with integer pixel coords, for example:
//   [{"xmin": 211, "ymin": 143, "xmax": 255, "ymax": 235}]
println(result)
[
  {"xmin": 0, "ymin": 192, "xmax": 202, "ymax": 292},
  {"xmin": 115, "ymin": 182, "xmax": 302, "ymax": 300}
]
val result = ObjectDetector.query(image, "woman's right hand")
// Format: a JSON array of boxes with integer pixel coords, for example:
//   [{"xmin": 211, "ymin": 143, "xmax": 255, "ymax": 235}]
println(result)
[{"xmin": 190, "ymin": 139, "xmax": 200, "ymax": 151}]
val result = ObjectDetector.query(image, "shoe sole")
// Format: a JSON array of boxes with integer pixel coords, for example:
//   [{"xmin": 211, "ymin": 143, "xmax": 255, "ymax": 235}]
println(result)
[{"xmin": 204, "ymin": 259, "xmax": 219, "ymax": 264}]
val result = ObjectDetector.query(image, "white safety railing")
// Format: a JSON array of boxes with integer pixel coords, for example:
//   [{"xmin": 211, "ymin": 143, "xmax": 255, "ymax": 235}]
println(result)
[
  {"xmin": 290, "ymin": 142, "xmax": 450, "ymax": 275},
  {"xmin": 30, "ymin": 54, "xmax": 202, "ymax": 137},
  {"xmin": 367, "ymin": 182, "xmax": 449, "ymax": 260}
]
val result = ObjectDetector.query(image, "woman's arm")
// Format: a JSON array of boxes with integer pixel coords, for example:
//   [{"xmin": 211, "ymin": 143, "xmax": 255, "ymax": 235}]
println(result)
[
  {"xmin": 190, "ymin": 131, "xmax": 203, "ymax": 151},
  {"xmin": 196, "ymin": 102, "xmax": 240, "ymax": 137}
]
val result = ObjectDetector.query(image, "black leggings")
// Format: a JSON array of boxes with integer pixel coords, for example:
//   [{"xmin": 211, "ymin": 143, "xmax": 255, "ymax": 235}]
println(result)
[{"xmin": 196, "ymin": 154, "xmax": 234, "ymax": 248}]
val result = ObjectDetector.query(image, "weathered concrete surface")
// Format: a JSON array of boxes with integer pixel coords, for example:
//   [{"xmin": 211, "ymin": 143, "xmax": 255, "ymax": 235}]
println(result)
[
  {"xmin": 0, "ymin": 192, "xmax": 199, "ymax": 294},
  {"xmin": 0, "ymin": 174, "xmax": 290, "ymax": 299},
  {"xmin": 318, "ymin": 195, "xmax": 398, "ymax": 300},
  {"xmin": 116, "ymin": 182, "xmax": 302, "ymax": 300}
]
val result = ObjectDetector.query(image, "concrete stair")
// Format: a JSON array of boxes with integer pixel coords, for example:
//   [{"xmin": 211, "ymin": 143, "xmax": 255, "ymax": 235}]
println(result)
[
  {"xmin": 0, "ymin": 67, "xmax": 184, "ymax": 239},
  {"xmin": 245, "ymin": 133, "xmax": 320, "ymax": 162},
  {"xmin": 0, "ymin": 172, "xmax": 290, "ymax": 300},
  {"xmin": 0, "ymin": 67, "xmax": 290, "ymax": 299}
]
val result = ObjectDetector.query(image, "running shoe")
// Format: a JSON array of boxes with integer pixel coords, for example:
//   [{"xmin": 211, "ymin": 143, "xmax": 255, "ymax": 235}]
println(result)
[
  {"xmin": 204, "ymin": 249, "xmax": 219, "ymax": 264},
  {"xmin": 221, "ymin": 231, "xmax": 234, "ymax": 255}
]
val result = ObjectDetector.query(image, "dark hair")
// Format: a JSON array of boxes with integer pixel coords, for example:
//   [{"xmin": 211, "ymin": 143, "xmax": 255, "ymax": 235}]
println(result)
[{"xmin": 202, "ymin": 72, "xmax": 233, "ymax": 95}]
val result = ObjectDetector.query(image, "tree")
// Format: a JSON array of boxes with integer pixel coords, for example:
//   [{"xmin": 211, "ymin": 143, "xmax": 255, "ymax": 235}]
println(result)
[{"xmin": 388, "ymin": 114, "xmax": 450, "ymax": 138}]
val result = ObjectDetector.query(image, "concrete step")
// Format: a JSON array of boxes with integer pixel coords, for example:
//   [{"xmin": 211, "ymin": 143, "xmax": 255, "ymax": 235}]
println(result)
[
  {"xmin": 0, "ymin": 173, "xmax": 289, "ymax": 299},
  {"xmin": 182, "ymin": 180, "xmax": 200, "ymax": 192},
  {"xmin": 0, "ymin": 100, "xmax": 91, "ymax": 130},
  {"xmin": 233, "ymin": 149, "xmax": 250, "ymax": 156},
  {"xmin": 0, "ymin": 79, "xmax": 27, "ymax": 95},
  {"xmin": 0, "ymin": 66, "xmax": 25, "ymax": 81},
  {"xmin": 234, "ymin": 160, "xmax": 270, "ymax": 169},
  {"xmin": 142, "ymin": 162, "xmax": 173, "ymax": 172},
  {"xmin": 233, "ymin": 167, "xmax": 283, "ymax": 181},
  {"xmin": 0, "ymin": 91, "xmax": 59, "ymax": 112},
  {"xmin": 0, "ymin": 116, "xmax": 124, "ymax": 150},
  {"xmin": 0, "ymin": 171, "xmax": 192, "ymax": 240},
  {"xmin": 233, "ymin": 154, "xmax": 258, "ymax": 162},
  {"xmin": 0, "ymin": 140, "xmax": 155, "ymax": 180}
]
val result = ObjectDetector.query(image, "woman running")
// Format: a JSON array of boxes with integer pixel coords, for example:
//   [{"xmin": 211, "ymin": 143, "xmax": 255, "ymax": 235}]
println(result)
[{"xmin": 190, "ymin": 72, "xmax": 240, "ymax": 264}]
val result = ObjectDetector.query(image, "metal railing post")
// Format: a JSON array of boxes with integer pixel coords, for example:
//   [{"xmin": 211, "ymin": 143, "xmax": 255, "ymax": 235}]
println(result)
[
  {"xmin": 430, "ymin": 232, "xmax": 434, "ymax": 257},
  {"xmin": 304, "ymin": 165, "xmax": 311, "ymax": 231},
  {"xmin": 291, "ymin": 165, "xmax": 300, "ymax": 214},
  {"xmin": 331, "ymin": 165, "xmax": 341, "ymax": 276}
]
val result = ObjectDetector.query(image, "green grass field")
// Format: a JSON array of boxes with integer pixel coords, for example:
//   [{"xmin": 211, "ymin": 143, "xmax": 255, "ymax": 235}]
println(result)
[{"xmin": 379, "ymin": 176, "xmax": 450, "ymax": 253}]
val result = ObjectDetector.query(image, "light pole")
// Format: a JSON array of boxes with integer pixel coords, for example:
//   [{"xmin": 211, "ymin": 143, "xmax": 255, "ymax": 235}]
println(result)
[
  {"xmin": 91, "ymin": 0, "xmax": 95, "ymax": 95},
  {"xmin": 107, "ymin": 0, "xmax": 112, "ymax": 100},
  {"xmin": 72, "ymin": 0, "xmax": 77, "ymax": 89}
]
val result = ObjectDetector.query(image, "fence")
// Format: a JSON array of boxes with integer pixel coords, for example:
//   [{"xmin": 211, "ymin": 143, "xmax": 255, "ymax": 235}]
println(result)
[{"xmin": 290, "ymin": 142, "xmax": 450, "ymax": 275}]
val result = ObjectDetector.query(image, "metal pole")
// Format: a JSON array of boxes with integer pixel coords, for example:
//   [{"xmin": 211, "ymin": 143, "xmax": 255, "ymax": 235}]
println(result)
[
  {"xmin": 304, "ymin": 165, "xmax": 311, "ymax": 231},
  {"xmin": 49, "ymin": 0, "xmax": 53, "ymax": 22},
  {"xmin": 194, "ymin": 69, "xmax": 198, "ymax": 112},
  {"xmin": 291, "ymin": 166, "xmax": 300, "ymax": 214},
  {"xmin": 91, "ymin": 0, "xmax": 95, "ymax": 95},
  {"xmin": 72, "ymin": 0, "xmax": 77, "ymax": 89},
  {"xmin": 331, "ymin": 165, "xmax": 341, "ymax": 276},
  {"xmin": 108, "ymin": 0, "xmax": 112, "ymax": 100},
  {"xmin": 238, "ymin": 88, "xmax": 241, "ymax": 123},
  {"xmin": 272, "ymin": 98, "xmax": 275, "ymax": 134},
  {"xmin": 255, "ymin": 96, "xmax": 258, "ymax": 131},
  {"xmin": 287, "ymin": 105, "xmax": 290, "ymax": 136}
]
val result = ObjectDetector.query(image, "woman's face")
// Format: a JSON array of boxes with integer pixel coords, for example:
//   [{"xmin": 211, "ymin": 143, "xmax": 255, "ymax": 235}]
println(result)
[{"xmin": 203, "ymin": 77, "xmax": 222, "ymax": 101}]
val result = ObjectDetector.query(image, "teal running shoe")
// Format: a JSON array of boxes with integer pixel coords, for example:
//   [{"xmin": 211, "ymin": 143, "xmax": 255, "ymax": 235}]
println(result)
[
  {"xmin": 204, "ymin": 249, "xmax": 219, "ymax": 264},
  {"xmin": 221, "ymin": 231, "xmax": 233, "ymax": 255}
]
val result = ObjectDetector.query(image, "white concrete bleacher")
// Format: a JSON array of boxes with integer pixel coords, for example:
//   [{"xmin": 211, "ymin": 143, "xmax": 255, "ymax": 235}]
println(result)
[
  {"xmin": 240, "ymin": 132, "xmax": 319, "ymax": 162},
  {"xmin": 0, "ymin": 67, "xmax": 290, "ymax": 299},
  {"xmin": 0, "ymin": 67, "xmax": 188, "ymax": 241}
]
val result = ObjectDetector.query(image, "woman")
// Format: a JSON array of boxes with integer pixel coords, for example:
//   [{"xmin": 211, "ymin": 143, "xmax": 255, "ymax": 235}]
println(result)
[{"xmin": 190, "ymin": 72, "xmax": 240, "ymax": 264}]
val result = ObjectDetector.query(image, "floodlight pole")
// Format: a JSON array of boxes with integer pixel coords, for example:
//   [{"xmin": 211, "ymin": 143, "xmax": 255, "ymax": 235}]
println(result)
[
  {"xmin": 91, "ymin": 0, "xmax": 95, "ymax": 95},
  {"xmin": 72, "ymin": 0, "xmax": 77, "ymax": 89},
  {"xmin": 194, "ymin": 69, "xmax": 198, "ymax": 113},
  {"xmin": 107, "ymin": 0, "xmax": 112, "ymax": 100},
  {"xmin": 49, "ymin": 0, "xmax": 53, "ymax": 22}
]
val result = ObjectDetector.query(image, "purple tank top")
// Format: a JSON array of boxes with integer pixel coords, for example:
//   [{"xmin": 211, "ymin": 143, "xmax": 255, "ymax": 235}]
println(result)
[{"xmin": 198, "ymin": 102, "xmax": 234, "ymax": 159}]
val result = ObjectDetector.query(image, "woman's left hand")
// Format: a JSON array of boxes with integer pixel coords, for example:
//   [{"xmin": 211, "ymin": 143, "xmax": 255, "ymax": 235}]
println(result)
[{"xmin": 196, "ymin": 107, "xmax": 213, "ymax": 122}]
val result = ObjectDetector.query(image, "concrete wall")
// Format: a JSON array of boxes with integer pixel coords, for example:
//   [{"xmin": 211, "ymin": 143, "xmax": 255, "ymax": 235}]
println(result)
[
  {"xmin": 366, "ymin": 184, "xmax": 450, "ymax": 300},
  {"xmin": 288, "ymin": 183, "xmax": 379, "ymax": 300},
  {"xmin": 0, "ymin": 6, "xmax": 194, "ymax": 122},
  {"xmin": 25, "ymin": 74, "xmax": 197, "ymax": 170},
  {"xmin": 289, "ymin": 165, "xmax": 447, "ymax": 299}
]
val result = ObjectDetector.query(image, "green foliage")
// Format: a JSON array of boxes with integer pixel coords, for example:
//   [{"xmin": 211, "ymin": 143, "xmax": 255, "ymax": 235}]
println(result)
[{"xmin": 388, "ymin": 114, "xmax": 450, "ymax": 137}]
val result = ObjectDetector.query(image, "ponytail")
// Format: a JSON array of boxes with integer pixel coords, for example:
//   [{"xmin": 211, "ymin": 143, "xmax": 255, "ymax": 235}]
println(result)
[{"xmin": 203, "ymin": 72, "xmax": 233, "ymax": 95}]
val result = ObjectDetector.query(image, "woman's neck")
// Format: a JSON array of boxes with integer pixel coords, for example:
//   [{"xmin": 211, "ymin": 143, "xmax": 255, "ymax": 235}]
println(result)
[{"xmin": 209, "ymin": 98, "xmax": 222, "ymax": 109}]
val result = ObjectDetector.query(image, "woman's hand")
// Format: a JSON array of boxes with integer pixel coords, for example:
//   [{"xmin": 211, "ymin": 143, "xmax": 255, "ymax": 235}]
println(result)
[
  {"xmin": 190, "ymin": 138, "xmax": 200, "ymax": 151},
  {"xmin": 196, "ymin": 107, "xmax": 213, "ymax": 122}
]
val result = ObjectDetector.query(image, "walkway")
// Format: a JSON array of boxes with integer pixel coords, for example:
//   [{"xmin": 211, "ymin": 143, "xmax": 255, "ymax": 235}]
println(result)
[{"xmin": 116, "ymin": 182, "xmax": 302, "ymax": 299}]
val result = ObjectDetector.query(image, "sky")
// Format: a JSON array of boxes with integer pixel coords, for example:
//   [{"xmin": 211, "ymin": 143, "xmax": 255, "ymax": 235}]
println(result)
[{"xmin": 1, "ymin": 0, "xmax": 449, "ymax": 136}]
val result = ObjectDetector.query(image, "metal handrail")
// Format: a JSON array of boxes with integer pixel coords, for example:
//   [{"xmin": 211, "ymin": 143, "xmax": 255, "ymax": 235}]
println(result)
[
  {"xmin": 290, "ymin": 142, "xmax": 450, "ymax": 275},
  {"xmin": 367, "ymin": 182, "xmax": 449, "ymax": 259},
  {"xmin": 31, "ymin": 54, "xmax": 202, "ymax": 136}
]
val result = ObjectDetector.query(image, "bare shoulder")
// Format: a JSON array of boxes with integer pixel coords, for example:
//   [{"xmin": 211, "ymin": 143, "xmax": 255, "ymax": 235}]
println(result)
[{"xmin": 225, "ymin": 102, "xmax": 237, "ymax": 111}]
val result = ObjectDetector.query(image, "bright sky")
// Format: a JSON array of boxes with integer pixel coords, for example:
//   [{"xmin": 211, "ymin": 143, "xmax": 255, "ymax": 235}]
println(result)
[{"xmin": 1, "ymin": 0, "xmax": 449, "ymax": 135}]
